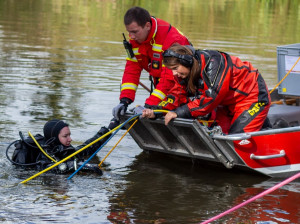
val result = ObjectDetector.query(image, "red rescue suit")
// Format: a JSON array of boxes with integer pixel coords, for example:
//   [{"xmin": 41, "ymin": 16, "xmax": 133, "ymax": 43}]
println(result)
[
  {"xmin": 159, "ymin": 50, "xmax": 271, "ymax": 134},
  {"xmin": 120, "ymin": 17, "xmax": 190, "ymax": 106}
]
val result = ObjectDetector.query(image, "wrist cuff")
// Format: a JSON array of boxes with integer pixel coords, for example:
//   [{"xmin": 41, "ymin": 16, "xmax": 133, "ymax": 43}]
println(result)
[
  {"xmin": 120, "ymin": 97, "xmax": 132, "ymax": 106},
  {"xmin": 174, "ymin": 105, "xmax": 192, "ymax": 118}
]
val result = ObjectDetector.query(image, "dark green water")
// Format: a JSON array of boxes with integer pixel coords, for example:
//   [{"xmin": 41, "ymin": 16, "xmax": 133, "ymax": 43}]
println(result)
[{"xmin": 0, "ymin": 0, "xmax": 300, "ymax": 223}]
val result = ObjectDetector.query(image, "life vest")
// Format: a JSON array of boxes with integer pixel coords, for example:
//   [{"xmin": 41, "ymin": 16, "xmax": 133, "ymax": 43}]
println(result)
[{"xmin": 137, "ymin": 18, "xmax": 171, "ymax": 78}]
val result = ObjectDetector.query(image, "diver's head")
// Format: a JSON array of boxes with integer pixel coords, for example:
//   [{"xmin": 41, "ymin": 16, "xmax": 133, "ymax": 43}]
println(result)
[{"xmin": 43, "ymin": 119, "xmax": 72, "ymax": 146}]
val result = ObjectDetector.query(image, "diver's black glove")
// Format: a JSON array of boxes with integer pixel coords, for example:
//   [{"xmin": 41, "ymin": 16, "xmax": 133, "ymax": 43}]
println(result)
[
  {"xmin": 77, "ymin": 161, "xmax": 103, "ymax": 175},
  {"xmin": 112, "ymin": 98, "xmax": 132, "ymax": 121},
  {"xmin": 98, "ymin": 126, "xmax": 110, "ymax": 135},
  {"xmin": 108, "ymin": 118, "xmax": 120, "ymax": 130}
]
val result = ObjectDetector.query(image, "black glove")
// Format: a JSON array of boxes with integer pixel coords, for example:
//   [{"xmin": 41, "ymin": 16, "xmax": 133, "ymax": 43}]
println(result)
[
  {"xmin": 108, "ymin": 118, "xmax": 120, "ymax": 130},
  {"xmin": 144, "ymin": 104, "xmax": 161, "ymax": 110},
  {"xmin": 98, "ymin": 126, "xmax": 110, "ymax": 135},
  {"xmin": 174, "ymin": 105, "xmax": 192, "ymax": 118},
  {"xmin": 77, "ymin": 162, "xmax": 103, "ymax": 175},
  {"xmin": 112, "ymin": 98, "xmax": 132, "ymax": 121}
]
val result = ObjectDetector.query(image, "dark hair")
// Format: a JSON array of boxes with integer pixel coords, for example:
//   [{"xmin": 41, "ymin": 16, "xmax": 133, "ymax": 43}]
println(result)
[
  {"xmin": 163, "ymin": 45, "xmax": 201, "ymax": 94},
  {"xmin": 124, "ymin": 7, "xmax": 151, "ymax": 27}
]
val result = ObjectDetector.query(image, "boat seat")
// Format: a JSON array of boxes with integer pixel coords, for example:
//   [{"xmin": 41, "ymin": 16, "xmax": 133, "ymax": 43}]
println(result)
[{"xmin": 267, "ymin": 104, "xmax": 300, "ymax": 128}]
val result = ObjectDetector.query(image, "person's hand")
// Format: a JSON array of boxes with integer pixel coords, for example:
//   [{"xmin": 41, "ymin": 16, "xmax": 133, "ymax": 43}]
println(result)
[
  {"xmin": 132, "ymin": 105, "xmax": 145, "ymax": 115},
  {"xmin": 112, "ymin": 98, "xmax": 131, "ymax": 121},
  {"xmin": 142, "ymin": 109, "xmax": 155, "ymax": 119},
  {"xmin": 112, "ymin": 103, "xmax": 127, "ymax": 121},
  {"xmin": 164, "ymin": 111, "xmax": 177, "ymax": 125}
]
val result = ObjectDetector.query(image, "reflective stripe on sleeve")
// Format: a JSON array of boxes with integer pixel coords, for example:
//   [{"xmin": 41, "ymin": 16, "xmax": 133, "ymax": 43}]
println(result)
[
  {"xmin": 121, "ymin": 83, "xmax": 138, "ymax": 91},
  {"xmin": 151, "ymin": 89, "xmax": 166, "ymax": 100}
]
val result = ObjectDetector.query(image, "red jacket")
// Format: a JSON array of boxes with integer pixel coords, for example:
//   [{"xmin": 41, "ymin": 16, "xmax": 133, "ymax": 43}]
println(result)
[{"xmin": 120, "ymin": 17, "xmax": 190, "ymax": 105}]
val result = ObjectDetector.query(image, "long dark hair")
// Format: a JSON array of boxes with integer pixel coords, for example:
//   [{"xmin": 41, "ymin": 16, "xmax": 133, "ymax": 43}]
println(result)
[{"xmin": 163, "ymin": 45, "xmax": 201, "ymax": 94}]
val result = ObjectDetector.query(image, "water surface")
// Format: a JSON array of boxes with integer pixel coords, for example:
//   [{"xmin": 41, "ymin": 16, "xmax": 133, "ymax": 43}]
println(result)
[{"xmin": 1, "ymin": 0, "xmax": 300, "ymax": 223}]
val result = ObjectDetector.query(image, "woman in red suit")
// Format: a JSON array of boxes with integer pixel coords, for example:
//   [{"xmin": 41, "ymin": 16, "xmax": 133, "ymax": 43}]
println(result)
[{"xmin": 142, "ymin": 45, "xmax": 271, "ymax": 134}]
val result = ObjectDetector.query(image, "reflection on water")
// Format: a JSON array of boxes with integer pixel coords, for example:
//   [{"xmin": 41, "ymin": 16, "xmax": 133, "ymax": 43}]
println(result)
[
  {"xmin": 225, "ymin": 181, "xmax": 300, "ymax": 223},
  {"xmin": 1, "ymin": 0, "xmax": 300, "ymax": 223},
  {"xmin": 107, "ymin": 152, "xmax": 300, "ymax": 223}
]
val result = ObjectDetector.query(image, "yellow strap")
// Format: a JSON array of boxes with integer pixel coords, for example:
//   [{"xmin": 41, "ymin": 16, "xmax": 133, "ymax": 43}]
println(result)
[
  {"xmin": 98, "ymin": 119, "xmax": 138, "ymax": 168},
  {"xmin": 28, "ymin": 131, "xmax": 57, "ymax": 163},
  {"xmin": 270, "ymin": 56, "xmax": 300, "ymax": 94}
]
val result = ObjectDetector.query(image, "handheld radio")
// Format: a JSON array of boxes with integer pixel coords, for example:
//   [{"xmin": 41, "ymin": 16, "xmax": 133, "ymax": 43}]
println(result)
[{"xmin": 122, "ymin": 33, "xmax": 135, "ymax": 58}]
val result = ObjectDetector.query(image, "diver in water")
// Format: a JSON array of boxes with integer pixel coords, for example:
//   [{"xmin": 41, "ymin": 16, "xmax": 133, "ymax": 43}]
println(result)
[{"xmin": 6, "ymin": 119, "xmax": 115, "ymax": 174}]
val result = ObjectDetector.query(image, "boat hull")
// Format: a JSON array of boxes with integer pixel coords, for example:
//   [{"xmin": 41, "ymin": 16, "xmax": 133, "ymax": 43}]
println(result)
[
  {"xmin": 121, "ymin": 113, "xmax": 300, "ymax": 178},
  {"xmin": 233, "ymin": 128, "xmax": 300, "ymax": 177}
]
